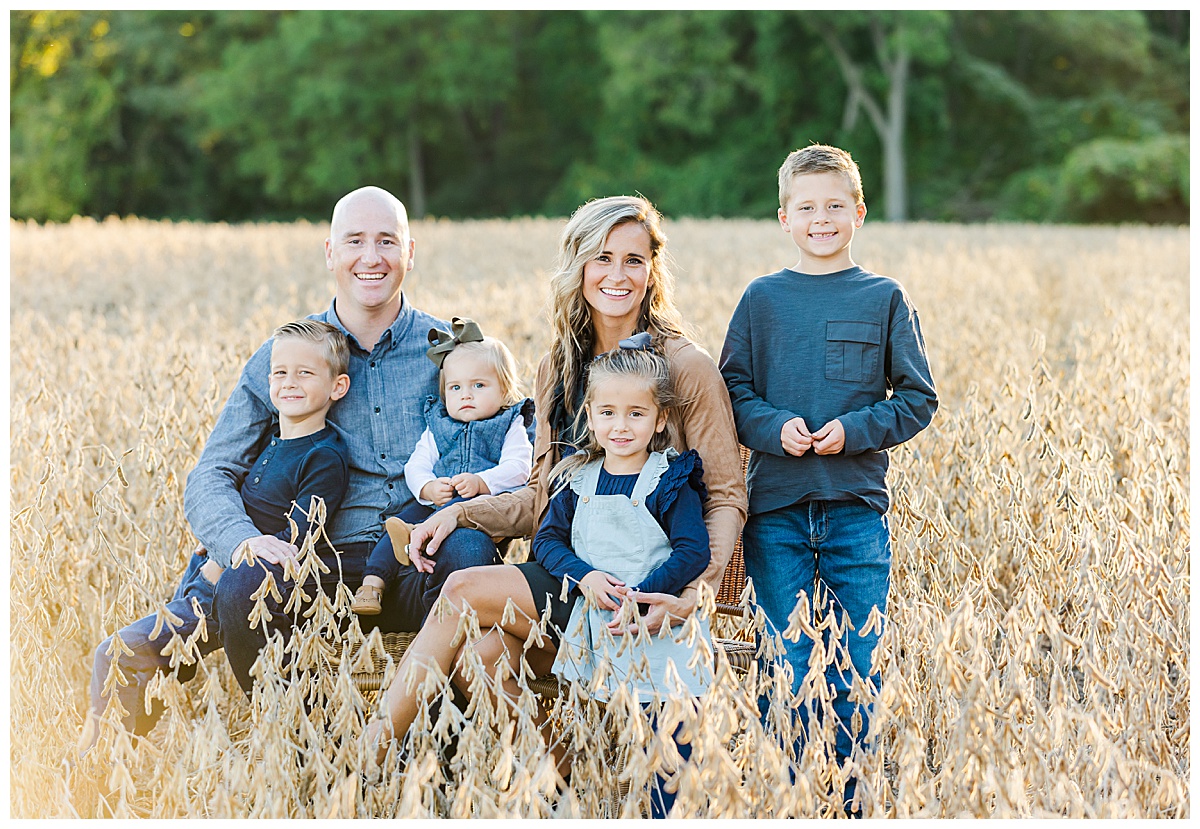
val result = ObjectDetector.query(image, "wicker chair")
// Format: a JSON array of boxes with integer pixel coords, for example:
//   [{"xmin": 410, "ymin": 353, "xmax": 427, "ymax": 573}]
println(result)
[
  {"xmin": 351, "ymin": 446, "xmax": 755, "ymax": 697},
  {"xmin": 349, "ymin": 547, "xmax": 752, "ymax": 697}
]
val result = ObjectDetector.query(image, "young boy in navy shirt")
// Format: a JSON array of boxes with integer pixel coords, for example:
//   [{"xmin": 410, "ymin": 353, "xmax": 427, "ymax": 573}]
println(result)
[
  {"xmin": 205, "ymin": 318, "xmax": 354, "ymax": 690},
  {"xmin": 199, "ymin": 318, "xmax": 352, "ymax": 586},
  {"xmin": 719, "ymin": 144, "xmax": 938, "ymax": 813},
  {"xmin": 88, "ymin": 318, "xmax": 352, "ymax": 736}
]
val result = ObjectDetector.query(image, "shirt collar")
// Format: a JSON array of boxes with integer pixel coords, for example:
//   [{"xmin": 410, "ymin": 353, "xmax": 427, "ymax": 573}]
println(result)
[{"xmin": 322, "ymin": 294, "xmax": 414, "ymax": 354}]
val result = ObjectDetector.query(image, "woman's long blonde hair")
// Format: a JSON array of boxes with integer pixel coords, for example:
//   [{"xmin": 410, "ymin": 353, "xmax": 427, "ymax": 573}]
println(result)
[
  {"xmin": 547, "ymin": 196, "xmax": 687, "ymax": 426},
  {"xmin": 549, "ymin": 347, "xmax": 678, "ymax": 494}
]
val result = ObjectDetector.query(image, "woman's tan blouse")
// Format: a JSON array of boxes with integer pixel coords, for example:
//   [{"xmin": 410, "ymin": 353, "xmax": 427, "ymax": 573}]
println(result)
[{"xmin": 454, "ymin": 336, "xmax": 748, "ymax": 599}]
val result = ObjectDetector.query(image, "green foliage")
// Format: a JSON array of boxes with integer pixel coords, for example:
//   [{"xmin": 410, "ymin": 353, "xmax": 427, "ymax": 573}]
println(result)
[
  {"xmin": 8, "ymin": 10, "xmax": 1191, "ymax": 223},
  {"xmin": 11, "ymin": 11, "xmax": 122, "ymax": 221},
  {"xmin": 1057, "ymin": 134, "xmax": 1189, "ymax": 223}
]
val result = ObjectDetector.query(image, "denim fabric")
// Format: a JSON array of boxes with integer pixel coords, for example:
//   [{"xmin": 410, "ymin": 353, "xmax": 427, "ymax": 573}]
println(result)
[
  {"xmin": 184, "ymin": 298, "xmax": 446, "ymax": 568},
  {"xmin": 88, "ymin": 552, "xmax": 222, "ymax": 736},
  {"xmin": 214, "ymin": 543, "xmax": 365, "ymax": 694},
  {"xmin": 743, "ymin": 500, "xmax": 891, "ymax": 807},
  {"xmin": 646, "ymin": 707, "xmax": 694, "ymax": 819},
  {"xmin": 361, "ymin": 499, "xmax": 445, "ymax": 585},
  {"xmin": 427, "ymin": 397, "xmax": 525, "ymax": 479},
  {"xmin": 214, "ymin": 532, "xmax": 500, "ymax": 695},
  {"xmin": 373, "ymin": 526, "xmax": 499, "ymax": 627}
]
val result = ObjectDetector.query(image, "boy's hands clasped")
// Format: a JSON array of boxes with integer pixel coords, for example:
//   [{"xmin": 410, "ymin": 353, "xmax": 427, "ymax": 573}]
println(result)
[
  {"xmin": 782, "ymin": 416, "xmax": 845, "ymax": 456},
  {"xmin": 811, "ymin": 419, "xmax": 845, "ymax": 454},
  {"xmin": 781, "ymin": 417, "xmax": 813, "ymax": 456}
]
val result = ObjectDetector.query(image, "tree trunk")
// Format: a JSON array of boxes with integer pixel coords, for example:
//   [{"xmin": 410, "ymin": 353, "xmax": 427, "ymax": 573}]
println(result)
[
  {"xmin": 820, "ymin": 26, "xmax": 909, "ymax": 221},
  {"xmin": 407, "ymin": 121, "xmax": 426, "ymax": 219},
  {"xmin": 882, "ymin": 45, "xmax": 909, "ymax": 222}
]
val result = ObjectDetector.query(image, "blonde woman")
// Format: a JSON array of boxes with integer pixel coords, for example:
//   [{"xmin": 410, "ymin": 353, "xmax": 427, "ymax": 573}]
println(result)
[{"xmin": 369, "ymin": 196, "xmax": 747, "ymax": 773}]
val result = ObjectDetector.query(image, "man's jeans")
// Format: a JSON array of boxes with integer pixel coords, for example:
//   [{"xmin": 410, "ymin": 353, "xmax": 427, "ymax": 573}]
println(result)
[
  {"xmin": 213, "ymin": 527, "xmax": 500, "ymax": 694},
  {"xmin": 88, "ymin": 551, "xmax": 222, "ymax": 736},
  {"xmin": 743, "ymin": 500, "xmax": 891, "ymax": 800}
]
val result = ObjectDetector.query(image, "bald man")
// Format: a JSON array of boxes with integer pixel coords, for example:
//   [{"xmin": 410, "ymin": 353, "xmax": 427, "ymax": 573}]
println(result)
[{"xmin": 87, "ymin": 188, "xmax": 504, "ymax": 737}]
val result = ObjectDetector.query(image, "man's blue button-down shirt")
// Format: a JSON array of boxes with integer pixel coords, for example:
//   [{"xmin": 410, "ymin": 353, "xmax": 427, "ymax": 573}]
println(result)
[{"xmin": 184, "ymin": 296, "xmax": 447, "ymax": 568}]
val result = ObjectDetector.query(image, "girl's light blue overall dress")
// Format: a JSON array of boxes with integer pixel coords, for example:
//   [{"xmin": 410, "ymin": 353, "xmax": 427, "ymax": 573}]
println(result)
[{"xmin": 552, "ymin": 449, "xmax": 713, "ymax": 702}]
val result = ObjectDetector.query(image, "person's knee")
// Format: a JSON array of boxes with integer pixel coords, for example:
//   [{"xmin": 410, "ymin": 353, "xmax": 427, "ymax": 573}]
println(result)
[
  {"xmin": 441, "ymin": 567, "xmax": 482, "ymax": 608},
  {"xmin": 213, "ymin": 561, "xmax": 269, "ymax": 630},
  {"xmin": 471, "ymin": 632, "xmax": 510, "ymax": 671},
  {"xmin": 436, "ymin": 529, "xmax": 499, "ymax": 574},
  {"xmin": 440, "ymin": 566, "xmax": 509, "ymax": 617},
  {"xmin": 91, "ymin": 636, "xmax": 115, "ymax": 685}
]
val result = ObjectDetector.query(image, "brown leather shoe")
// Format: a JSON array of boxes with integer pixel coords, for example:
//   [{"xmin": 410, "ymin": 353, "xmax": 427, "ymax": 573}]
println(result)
[
  {"xmin": 385, "ymin": 517, "xmax": 412, "ymax": 567},
  {"xmin": 351, "ymin": 584, "xmax": 383, "ymax": 615}
]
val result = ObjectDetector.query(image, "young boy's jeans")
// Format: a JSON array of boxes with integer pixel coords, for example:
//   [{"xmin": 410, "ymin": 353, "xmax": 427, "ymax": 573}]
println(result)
[
  {"xmin": 360, "ymin": 500, "xmax": 438, "ymax": 586},
  {"xmin": 89, "ymin": 526, "xmax": 501, "ymax": 729},
  {"xmin": 88, "ymin": 550, "xmax": 221, "ymax": 738},
  {"xmin": 743, "ymin": 500, "xmax": 891, "ymax": 809}
]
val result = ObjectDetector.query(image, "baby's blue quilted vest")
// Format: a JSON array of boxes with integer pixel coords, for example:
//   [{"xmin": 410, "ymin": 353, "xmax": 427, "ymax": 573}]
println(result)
[{"xmin": 425, "ymin": 396, "xmax": 530, "ymax": 479}]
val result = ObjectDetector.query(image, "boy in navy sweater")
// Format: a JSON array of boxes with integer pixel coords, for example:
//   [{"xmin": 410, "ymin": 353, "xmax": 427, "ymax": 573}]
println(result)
[
  {"xmin": 199, "ymin": 319, "xmax": 352, "ymax": 586},
  {"xmin": 719, "ymin": 144, "xmax": 937, "ymax": 813},
  {"xmin": 208, "ymin": 318, "xmax": 353, "ymax": 691},
  {"xmin": 88, "ymin": 318, "xmax": 352, "ymax": 735}
]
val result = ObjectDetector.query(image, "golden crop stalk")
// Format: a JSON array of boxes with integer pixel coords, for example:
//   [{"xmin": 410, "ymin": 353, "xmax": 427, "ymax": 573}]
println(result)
[{"xmin": 9, "ymin": 218, "xmax": 1189, "ymax": 818}]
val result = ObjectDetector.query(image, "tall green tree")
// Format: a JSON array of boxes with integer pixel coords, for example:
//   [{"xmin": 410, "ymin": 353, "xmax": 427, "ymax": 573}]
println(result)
[
  {"xmin": 10, "ymin": 10, "xmax": 276, "ymax": 221},
  {"xmin": 8, "ymin": 10, "xmax": 1188, "ymax": 224},
  {"xmin": 947, "ymin": 10, "xmax": 1188, "ymax": 222},
  {"xmin": 11, "ymin": 11, "xmax": 124, "ymax": 221},
  {"xmin": 803, "ymin": 12, "xmax": 952, "ymax": 221},
  {"xmin": 192, "ymin": 10, "xmax": 587, "ymax": 219}
]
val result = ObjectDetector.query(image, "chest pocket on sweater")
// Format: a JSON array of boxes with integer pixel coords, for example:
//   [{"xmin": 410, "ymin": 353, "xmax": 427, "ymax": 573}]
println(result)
[{"xmin": 825, "ymin": 320, "xmax": 881, "ymax": 383}]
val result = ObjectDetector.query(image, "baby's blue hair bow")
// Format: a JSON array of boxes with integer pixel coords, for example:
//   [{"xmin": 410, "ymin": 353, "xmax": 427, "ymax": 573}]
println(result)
[{"xmin": 617, "ymin": 331, "xmax": 654, "ymax": 351}]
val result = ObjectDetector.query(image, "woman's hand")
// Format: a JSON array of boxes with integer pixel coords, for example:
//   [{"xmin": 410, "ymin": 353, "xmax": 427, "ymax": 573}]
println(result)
[
  {"xmin": 609, "ymin": 590, "xmax": 692, "ymax": 636},
  {"xmin": 579, "ymin": 570, "xmax": 629, "ymax": 611},
  {"xmin": 408, "ymin": 506, "xmax": 463, "ymax": 573}
]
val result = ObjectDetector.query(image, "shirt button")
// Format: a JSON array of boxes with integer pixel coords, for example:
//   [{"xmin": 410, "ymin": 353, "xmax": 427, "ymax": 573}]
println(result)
[
  {"xmin": 388, "ymin": 483, "xmax": 394, "ymax": 490},
  {"xmin": 370, "ymin": 361, "xmax": 376, "ymax": 368},
  {"xmin": 380, "ymin": 453, "xmax": 386, "ymax": 460},
  {"xmin": 581, "ymin": 496, "xmax": 589, "ymax": 503},
  {"xmin": 271, "ymin": 440, "xmax": 277, "ymax": 446},
  {"xmin": 374, "ymin": 407, "xmax": 381, "ymax": 413},
  {"xmin": 632, "ymin": 499, "xmax": 639, "ymax": 506},
  {"xmin": 262, "ymin": 459, "xmax": 268, "ymax": 465},
  {"xmin": 254, "ymin": 477, "xmax": 260, "ymax": 483}
]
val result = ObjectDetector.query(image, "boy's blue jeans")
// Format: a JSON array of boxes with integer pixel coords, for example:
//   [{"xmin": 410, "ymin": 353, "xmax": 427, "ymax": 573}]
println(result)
[
  {"xmin": 89, "ymin": 526, "xmax": 500, "ymax": 728},
  {"xmin": 646, "ymin": 708, "xmax": 693, "ymax": 819},
  {"xmin": 743, "ymin": 500, "xmax": 891, "ymax": 807},
  {"xmin": 88, "ymin": 550, "xmax": 221, "ymax": 737}
]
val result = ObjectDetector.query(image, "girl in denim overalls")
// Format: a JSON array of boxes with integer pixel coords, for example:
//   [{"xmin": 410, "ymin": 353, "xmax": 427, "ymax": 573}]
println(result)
[{"xmin": 532, "ymin": 345, "xmax": 713, "ymax": 816}]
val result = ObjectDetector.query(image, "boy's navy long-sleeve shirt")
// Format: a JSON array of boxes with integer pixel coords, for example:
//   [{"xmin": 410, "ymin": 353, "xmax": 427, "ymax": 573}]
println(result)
[
  {"xmin": 719, "ymin": 266, "xmax": 937, "ymax": 515},
  {"xmin": 239, "ymin": 425, "xmax": 349, "ymax": 555}
]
